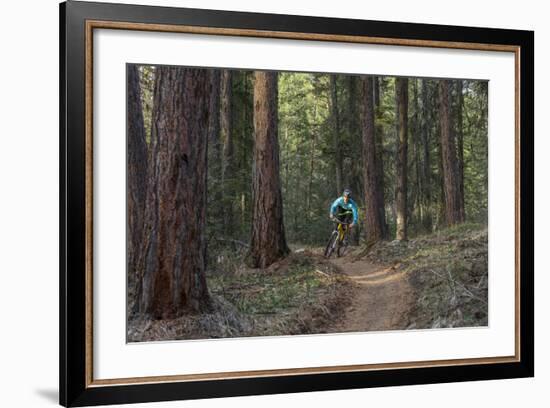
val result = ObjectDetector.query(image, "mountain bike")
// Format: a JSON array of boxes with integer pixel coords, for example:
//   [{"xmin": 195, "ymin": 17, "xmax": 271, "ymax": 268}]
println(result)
[{"xmin": 324, "ymin": 212, "xmax": 353, "ymax": 258}]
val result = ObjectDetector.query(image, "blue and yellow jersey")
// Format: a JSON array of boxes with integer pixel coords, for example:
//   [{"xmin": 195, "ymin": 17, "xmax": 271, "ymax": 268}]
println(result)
[{"xmin": 329, "ymin": 197, "xmax": 359, "ymax": 224}]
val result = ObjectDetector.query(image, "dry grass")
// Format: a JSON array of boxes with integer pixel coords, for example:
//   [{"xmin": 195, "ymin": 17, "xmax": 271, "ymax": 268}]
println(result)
[
  {"xmin": 358, "ymin": 223, "xmax": 488, "ymax": 329},
  {"xmin": 127, "ymin": 251, "xmax": 352, "ymax": 342},
  {"xmin": 127, "ymin": 224, "xmax": 488, "ymax": 342}
]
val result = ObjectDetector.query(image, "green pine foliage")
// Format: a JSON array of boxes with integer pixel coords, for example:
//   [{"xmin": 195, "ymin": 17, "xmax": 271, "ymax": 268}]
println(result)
[{"xmin": 136, "ymin": 66, "xmax": 488, "ymax": 248}]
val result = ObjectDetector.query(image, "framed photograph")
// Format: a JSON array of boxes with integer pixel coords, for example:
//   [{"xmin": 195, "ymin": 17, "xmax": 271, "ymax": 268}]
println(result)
[{"xmin": 60, "ymin": 1, "xmax": 534, "ymax": 406}]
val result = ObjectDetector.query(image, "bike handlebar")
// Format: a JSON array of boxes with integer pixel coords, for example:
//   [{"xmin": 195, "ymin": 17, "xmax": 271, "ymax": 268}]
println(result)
[{"xmin": 330, "ymin": 218, "xmax": 352, "ymax": 225}]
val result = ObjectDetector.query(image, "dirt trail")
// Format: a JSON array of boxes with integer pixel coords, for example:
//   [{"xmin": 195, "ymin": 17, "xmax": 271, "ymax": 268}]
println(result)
[{"xmin": 326, "ymin": 249, "xmax": 415, "ymax": 332}]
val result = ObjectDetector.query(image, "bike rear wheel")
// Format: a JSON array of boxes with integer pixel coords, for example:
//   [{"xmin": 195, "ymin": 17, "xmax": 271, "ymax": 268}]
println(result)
[{"xmin": 324, "ymin": 231, "xmax": 339, "ymax": 258}]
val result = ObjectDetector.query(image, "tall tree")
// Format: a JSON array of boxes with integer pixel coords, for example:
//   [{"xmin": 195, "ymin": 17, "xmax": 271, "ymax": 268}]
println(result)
[
  {"xmin": 330, "ymin": 75, "xmax": 343, "ymax": 194},
  {"xmin": 373, "ymin": 76, "xmax": 386, "ymax": 234},
  {"xmin": 246, "ymin": 71, "xmax": 289, "ymax": 268},
  {"xmin": 137, "ymin": 67, "xmax": 211, "ymax": 318},
  {"xmin": 239, "ymin": 72, "xmax": 254, "ymax": 228},
  {"xmin": 420, "ymin": 79, "xmax": 433, "ymax": 230},
  {"xmin": 373, "ymin": 76, "xmax": 380, "ymax": 108},
  {"xmin": 221, "ymin": 70, "xmax": 234, "ymax": 173},
  {"xmin": 410, "ymin": 79, "xmax": 421, "ymax": 224},
  {"xmin": 347, "ymin": 75, "xmax": 364, "ymax": 244},
  {"xmin": 395, "ymin": 77, "xmax": 409, "ymax": 240},
  {"xmin": 455, "ymin": 80, "xmax": 466, "ymax": 221},
  {"xmin": 208, "ymin": 70, "xmax": 222, "ymax": 179},
  {"xmin": 438, "ymin": 79, "xmax": 465, "ymax": 226},
  {"xmin": 346, "ymin": 75, "xmax": 361, "ymax": 195},
  {"xmin": 361, "ymin": 76, "xmax": 387, "ymax": 242},
  {"xmin": 220, "ymin": 70, "xmax": 235, "ymax": 234},
  {"xmin": 127, "ymin": 65, "xmax": 148, "ymax": 282},
  {"xmin": 306, "ymin": 100, "xmax": 319, "ymax": 226},
  {"xmin": 207, "ymin": 70, "xmax": 222, "ymax": 223}
]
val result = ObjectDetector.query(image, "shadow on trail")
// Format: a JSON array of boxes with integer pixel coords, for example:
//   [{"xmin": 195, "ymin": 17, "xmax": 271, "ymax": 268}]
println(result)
[{"xmin": 325, "ymin": 249, "xmax": 414, "ymax": 332}]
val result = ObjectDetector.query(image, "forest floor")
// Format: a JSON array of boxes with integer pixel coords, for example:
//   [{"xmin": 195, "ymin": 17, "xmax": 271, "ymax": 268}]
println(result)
[
  {"xmin": 127, "ymin": 251, "xmax": 354, "ymax": 342},
  {"xmin": 324, "ymin": 251, "xmax": 414, "ymax": 332},
  {"xmin": 127, "ymin": 224, "xmax": 488, "ymax": 342},
  {"xmin": 339, "ymin": 223, "xmax": 489, "ymax": 331}
]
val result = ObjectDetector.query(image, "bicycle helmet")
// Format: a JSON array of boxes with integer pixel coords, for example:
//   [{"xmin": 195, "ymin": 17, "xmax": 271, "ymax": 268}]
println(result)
[{"xmin": 343, "ymin": 188, "xmax": 352, "ymax": 197}]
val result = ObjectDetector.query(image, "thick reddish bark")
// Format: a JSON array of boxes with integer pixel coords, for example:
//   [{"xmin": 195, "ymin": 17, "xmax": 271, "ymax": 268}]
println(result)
[
  {"xmin": 361, "ymin": 76, "xmax": 387, "ymax": 243},
  {"xmin": 395, "ymin": 77, "xmax": 409, "ymax": 240},
  {"xmin": 127, "ymin": 65, "xmax": 148, "ymax": 282},
  {"xmin": 439, "ymin": 79, "xmax": 465, "ymax": 226},
  {"xmin": 137, "ymin": 66, "xmax": 211, "ymax": 319},
  {"xmin": 246, "ymin": 71, "xmax": 289, "ymax": 268}
]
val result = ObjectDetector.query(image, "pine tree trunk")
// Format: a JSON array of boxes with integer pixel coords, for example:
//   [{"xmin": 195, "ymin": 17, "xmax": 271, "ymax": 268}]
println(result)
[
  {"xmin": 374, "ymin": 76, "xmax": 380, "ymax": 108},
  {"xmin": 209, "ymin": 70, "xmax": 221, "ymax": 178},
  {"xmin": 127, "ymin": 65, "xmax": 148, "ymax": 287},
  {"xmin": 221, "ymin": 70, "xmax": 233, "ymax": 172},
  {"xmin": 411, "ymin": 79, "xmax": 422, "ymax": 227},
  {"xmin": 420, "ymin": 79, "xmax": 433, "ymax": 231},
  {"xmin": 395, "ymin": 77, "xmax": 409, "ymax": 240},
  {"xmin": 347, "ymin": 76, "xmax": 364, "ymax": 244},
  {"xmin": 137, "ymin": 66, "xmax": 211, "ymax": 319},
  {"xmin": 346, "ymin": 76, "xmax": 360, "ymax": 195},
  {"xmin": 362, "ymin": 76, "xmax": 387, "ymax": 243},
  {"xmin": 246, "ymin": 71, "xmax": 289, "ymax": 268},
  {"xmin": 306, "ymin": 102, "xmax": 319, "ymax": 226},
  {"xmin": 208, "ymin": 70, "xmax": 222, "ymax": 215},
  {"xmin": 437, "ymin": 130, "xmax": 446, "ymax": 227},
  {"xmin": 456, "ymin": 80, "xmax": 466, "ymax": 221},
  {"xmin": 373, "ymin": 76, "xmax": 387, "ymax": 237},
  {"xmin": 220, "ymin": 70, "xmax": 235, "ymax": 234},
  {"xmin": 330, "ymin": 75, "xmax": 343, "ymax": 194},
  {"xmin": 438, "ymin": 79, "xmax": 464, "ymax": 226}
]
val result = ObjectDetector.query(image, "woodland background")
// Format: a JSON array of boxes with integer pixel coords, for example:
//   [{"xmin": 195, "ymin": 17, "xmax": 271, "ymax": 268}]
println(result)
[{"xmin": 126, "ymin": 65, "xmax": 489, "ymax": 340}]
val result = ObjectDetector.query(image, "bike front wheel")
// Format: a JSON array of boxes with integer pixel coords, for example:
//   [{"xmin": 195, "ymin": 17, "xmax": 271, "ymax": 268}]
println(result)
[
  {"xmin": 324, "ymin": 231, "xmax": 339, "ymax": 258},
  {"xmin": 337, "ymin": 238, "xmax": 348, "ymax": 257}
]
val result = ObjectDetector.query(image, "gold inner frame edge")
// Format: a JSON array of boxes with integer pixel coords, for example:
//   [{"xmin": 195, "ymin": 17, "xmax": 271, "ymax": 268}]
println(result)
[{"xmin": 84, "ymin": 19, "xmax": 522, "ymax": 388}]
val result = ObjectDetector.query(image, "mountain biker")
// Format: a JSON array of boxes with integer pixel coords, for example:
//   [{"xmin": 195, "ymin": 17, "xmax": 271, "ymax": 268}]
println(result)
[{"xmin": 329, "ymin": 189, "xmax": 359, "ymax": 231}]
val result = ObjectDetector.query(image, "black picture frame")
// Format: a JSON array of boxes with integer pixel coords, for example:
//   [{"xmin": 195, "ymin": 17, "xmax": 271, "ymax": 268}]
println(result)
[{"xmin": 60, "ymin": 1, "xmax": 534, "ymax": 406}]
